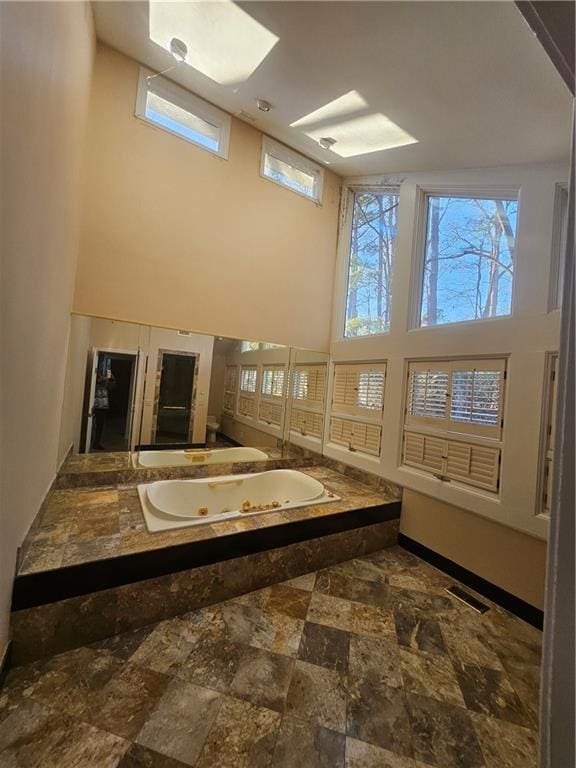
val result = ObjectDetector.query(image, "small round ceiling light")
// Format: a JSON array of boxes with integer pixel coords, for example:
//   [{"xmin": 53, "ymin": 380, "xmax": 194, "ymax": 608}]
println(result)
[
  {"xmin": 256, "ymin": 98, "xmax": 273, "ymax": 112},
  {"xmin": 170, "ymin": 38, "xmax": 188, "ymax": 63},
  {"xmin": 318, "ymin": 137, "xmax": 337, "ymax": 150}
]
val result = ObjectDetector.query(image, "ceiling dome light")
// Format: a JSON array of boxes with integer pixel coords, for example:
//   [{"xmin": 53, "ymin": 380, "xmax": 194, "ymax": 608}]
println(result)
[
  {"xmin": 170, "ymin": 37, "xmax": 188, "ymax": 63},
  {"xmin": 256, "ymin": 98, "xmax": 273, "ymax": 112},
  {"xmin": 318, "ymin": 137, "xmax": 337, "ymax": 150}
]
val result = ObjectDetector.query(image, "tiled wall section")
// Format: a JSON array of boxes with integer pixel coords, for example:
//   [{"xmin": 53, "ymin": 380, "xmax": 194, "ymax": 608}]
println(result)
[{"xmin": 11, "ymin": 518, "xmax": 398, "ymax": 665}]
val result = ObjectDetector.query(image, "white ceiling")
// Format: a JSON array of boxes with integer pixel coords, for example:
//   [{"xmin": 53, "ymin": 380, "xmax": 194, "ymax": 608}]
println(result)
[{"xmin": 92, "ymin": 1, "xmax": 572, "ymax": 177}]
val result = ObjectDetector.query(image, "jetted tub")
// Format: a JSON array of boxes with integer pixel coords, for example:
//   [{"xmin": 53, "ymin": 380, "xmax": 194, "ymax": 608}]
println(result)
[
  {"xmin": 134, "ymin": 447, "xmax": 269, "ymax": 468},
  {"xmin": 137, "ymin": 469, "xmax": 340, "ymax": 532}
]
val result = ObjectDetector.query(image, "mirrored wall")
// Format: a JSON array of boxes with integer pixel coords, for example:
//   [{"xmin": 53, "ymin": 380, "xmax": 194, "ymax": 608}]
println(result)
[{"xmin": 58, "ymin": 314, "xmax": 329, "ymax": 472}]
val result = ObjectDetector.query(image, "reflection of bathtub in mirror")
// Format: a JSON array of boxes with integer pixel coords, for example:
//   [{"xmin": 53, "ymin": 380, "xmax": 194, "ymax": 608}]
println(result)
[
  {"xmin": 138, "ymin": 469, "xmax": 340, "ymax": 531},
  {"xmin": 134, "ymin": 446, "xmax": 269, "ymax": 468}
]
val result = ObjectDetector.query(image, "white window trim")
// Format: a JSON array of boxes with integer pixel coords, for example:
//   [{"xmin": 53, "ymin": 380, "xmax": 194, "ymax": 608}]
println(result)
[
  {"xmin": 260, "ymin": 137, "xmax": 324, "ymax": 203},
  {"xmin": 548, "ymin": 183, "xmax": 569, "ymax": 312},
  {"xmin": 536, "ymin": 352, "xmax": 558, "ymax": 517},
  {"xmin": 135, "ymin": 67, "xmax": 231, "ymax": 159},
  {"xmin": 408, "ymin": 185, "xmax": 521, "ymax": 331}
]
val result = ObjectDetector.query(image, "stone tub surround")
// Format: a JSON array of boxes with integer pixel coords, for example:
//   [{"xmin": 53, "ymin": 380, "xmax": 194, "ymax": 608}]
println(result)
[
  {"xmin": 11, "ymin": 467, "xmax": 401, "ymax": 663},
  {"xmin": 54, "ymin": 446, "xmax": 301, "ymax": 490},
  {"xmin": 1, "ymin": 547, "xmax": 541, "ymax": 768}
]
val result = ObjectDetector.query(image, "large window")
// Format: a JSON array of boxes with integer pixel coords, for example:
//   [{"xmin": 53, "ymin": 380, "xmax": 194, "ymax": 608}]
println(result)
[
  {"xmin": 403, "ymin": 358, "xmax": 507, "ymax": 492},
  {"xmin": 419, "ymin": 194, "xmax": 518, "ymax": 327},
  {"xmin": 344, "ymin": 190, "xmax": 399, "ymax": 337},
  {"xmin": 136, "ymin": 69, "xmax": 231, "ymax": 158},
  {"xmin": 261, "ymin": 138, "xmax": 323, "ymax": 202}
]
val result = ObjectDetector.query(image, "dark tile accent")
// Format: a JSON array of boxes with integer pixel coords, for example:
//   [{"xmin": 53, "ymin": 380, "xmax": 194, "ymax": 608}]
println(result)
[
  {"xmin": 272, "ymin": 715, "xmax": 345, "ymax": 768},
  {"xmin": 398, "ymin": 534, "xmax": 544, "ymax": 629},
  {"xmin": 407, "ymin": 692, "xmax": 485, "ymax": 768},
  {"xmin": 453, "ymin": 661, "xmax": 533, "ymax": 728},
  {"xmin": 347, "ymin": 682, "xmax": 414, "ymax": 758},
  {"xmin": 298, "ymin": 621, "xmax": 350, "ymax": 673}
]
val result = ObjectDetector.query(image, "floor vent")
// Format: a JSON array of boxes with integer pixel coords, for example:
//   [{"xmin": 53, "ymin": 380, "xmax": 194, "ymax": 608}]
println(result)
[{"xmin": 445, "ymin": 585, "xmax": 489, "ymax": 614}]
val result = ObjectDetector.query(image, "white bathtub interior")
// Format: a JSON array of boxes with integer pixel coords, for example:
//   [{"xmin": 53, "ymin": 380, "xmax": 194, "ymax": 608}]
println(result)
[
  {"xmin": 138, "ymin": 469, "xmax": 340, "ymax": 532},
  {"xmin": 134, "ymin": 446, "xmax": 269, "ymax": 468}
]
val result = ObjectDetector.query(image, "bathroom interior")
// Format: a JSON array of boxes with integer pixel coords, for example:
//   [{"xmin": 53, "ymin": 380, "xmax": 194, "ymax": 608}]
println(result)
[{"xmin": 0, "ymin": 1, "xmax": 574, "ymax": 767}]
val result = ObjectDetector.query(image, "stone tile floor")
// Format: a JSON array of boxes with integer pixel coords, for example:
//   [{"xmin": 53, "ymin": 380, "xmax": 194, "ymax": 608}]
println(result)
[{"xmin": 0, "ymin": 546, "xmax": 541, "ymax": 768}]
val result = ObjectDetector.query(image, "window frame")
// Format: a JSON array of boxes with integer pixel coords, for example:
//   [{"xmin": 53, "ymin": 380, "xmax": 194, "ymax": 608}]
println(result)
[
  {"xmin": 548, "ymin": 183, "xmax": 569, "ymax": 311},
  {"xmin": 135, "ymin": 67, "xmax": 231, "ymax": 159},
  {"xmin": 536, "ymin": 352, "xmax": 558, "ymax": 517},
  {"xmin": 260, "ymin": 137, "xmax": 324, "ymax": 203},
  {"xmin": 409, "ymin": 186, "xmax": 520, "ymax": 330},
  {"xmin": 340, "ymin": 185, "xmax": 401, "ymax": 340}
]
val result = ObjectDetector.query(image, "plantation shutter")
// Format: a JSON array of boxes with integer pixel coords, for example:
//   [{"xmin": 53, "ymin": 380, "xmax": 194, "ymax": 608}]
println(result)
[
  {"xmin": 238, "ymin": 395, "xmax": 256, "ymax": 418},
  {"xmin": 330, "ymin": 416, "xmax": 382, "ymax": 457},
  {"xmin": 332, "ymin": 363, "xmax": 386, "ymax": 418},
  {"xmin": 290, "ymin": 408, "xmax": 323, "ymax": 438},
  {"xmin": 292, "ymin": 364, "xmax": 327, "ymax": 409},
  {"xmin": 406, "ymin": 362, "xmax": 450, "ymax": 429},
  {"xmin": 448, "ymin": 359, "xmax": 505, "ymax": 439},
  {"xmin": 258, "ymin": 400, "xmax": 283, "ymax": 426},
  {"xmin": 444, "ymin": 440, "xmax": 500, "ymax": 492},
  {"xmin": 224, "ymin": 365, "xmax": 238, "ymax": 393},
  {"xmin": 223, "ymin": 391, "xmax": 235, "ymax": 414},
  {"xmin": 261, "ymin": 366, "xmax": 286, "ymax": 399},
  {"xmin": 402, "ymin": 432, "xmax": 445, "ymax": 473},
  {"xmin": 240, "ymin": 366, "xmax": 258, "ymax": 393}
]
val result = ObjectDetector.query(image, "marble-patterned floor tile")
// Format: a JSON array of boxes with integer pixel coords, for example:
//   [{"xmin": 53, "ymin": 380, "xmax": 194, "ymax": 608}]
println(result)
[
  {"xmin": 286, "ymin": 659, "xmax": 347, "ymax": 732},
  {"xmin": 273, "ymin": 715, "xmax": 345, "ymax": 768},
  {"xmin": 118, "ymin": 743, "xmax": 192, "ymax": 767},
  {"xmin": 348, "ymin": 634, "xmax": 403, "ymax": 692},
  {"xmin": 314, "ymin": 571, "xmax": 389, "ymax": 608},
  {"xmin": 265, "ymin": 583, "xmax": 312, "ymax": 620},
  {"xmin": 486, "ymin": 633, "xmax": 542, "ymax": 671},
  {"xmin": 61, "ymin": 533, "xmax": 122, "ymax": 566},
  {"xmin": 453, "ymin": 661, "xmax": 532, "ymax": 728},
  {"xmin": 38, "ymin": 717, "xmax": 129, "ymax": 768},
  {"xmin": 399, "ymin": 647, "xmax": 465, "ymax": 707},
  {"xmin": 298, "ymin": 621, "xmax": 350, "ymax": 673},
  {"xmin": 349, "ymin": 602, "xmax": 396, "ymax": 640},
  {"xmin": 347, "ymin": 683, "xmax": 414, "ymax": 758},
  {"xmin": 324, "ymin": 558, "xmax": 388, "ymax": 585},
  {"xmin": 69, "ymin": 508, "xmax": 120, "ymax": 541},
  {"xmin": 175, "ymin": 618, "xmax": 244, "ymax": 693},
  {"xmin": 81, "ymin": 662, "xmax": 171, "ymax": 740},
  {"xmin": 130, "ymin": 617, "xmax": 200, "ymax": 674},
  {"xmin": 90, "ymin": 624, "xmax": 154, "ymax": 661},
  {"xmin": 407, "ymin": 692, "xmax": 485, "ymax": 768},
  {"xmin": 0, "ymin": 698, "xmax": 62, "ymax": 766},
  {"xmin": 502, "ymin": 661, "xmax": 540, "ymax": 729},
  {"xmin": 229, "ymin": 646, "xmax": 294, "ymax": 712},
  {"xmin": 470, "ymin": 711, "xmax": 538, "ymax": 768},
  {"xmin": 249, "ymin": 606, "xmax": 306, "ymax": 658},
  {"xmin": 345, "ymin": 737, "xmax": 417, "ymax": 768},
  {"xmin": 440, "ymin": 622, "xmax": 504, "ymax": 671},
  {"xmin": 136, "ymin": 679, "xmax": 221, "ymax": 765},
  {"xmin": 394, "ymin": 610, "xmax": 446, "ymax": 655},
  {"xmin": 194, "ymin": 695, "xmax": 281, "ymax": 768},
  {"xmin": 307, "ymin": 591, "xmax": 354, "ymax": 633},
  {"xmin": 282, "ymin": 572, "xmax": 317, "ymax": 591}
]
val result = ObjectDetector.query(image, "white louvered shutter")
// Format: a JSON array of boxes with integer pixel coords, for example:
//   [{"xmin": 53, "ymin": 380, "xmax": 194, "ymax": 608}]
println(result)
[
  {"xmin": 448, "ymin": 359, "xmax": 505, "ymax": 439},
  {"xmin": 261, "ymin": 366, "xmax": 286, "ymax": 399},
  {"xmin": 292, "ymin": 364, "xmax": 327, "ymax": 409},
  {"xmin": 444, "ymin": 440, "xmax": 500, "ymax": 492},
  {"xmin": 224, "ymin": 365, "xmax": 238, "ymax": 393},
  {"xmin": 258, "ymin": 401, "xmax": 283, "ymax": 426},
  {"xmin": 406, "ymin": 363, "xmax": 450, "ymax": 429},
  {"xmin": 330, "ymin": 416, "xmax": 382, "ymax": 457},
  {"xmin": 223, "ymin": 391, "xmax": 235, "ymax": 414},
  {"xmin": 290, "ymin": 408, "xmax": 323, "ymax": 438},
  {"xmin": 403, "ymin": 432, "xmax": 445, "ymax": 473},
  {"xmin": 238, "ymin": 395, "xmax": 256, "ymax": 418},
  {"xmin": 332, "ymin": 363, "xmax": 386, "ymax": 418}
]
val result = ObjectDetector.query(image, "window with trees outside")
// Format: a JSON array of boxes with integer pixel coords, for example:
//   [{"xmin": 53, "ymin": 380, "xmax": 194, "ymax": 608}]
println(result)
[
  {"xmin": 344, "ymin": 190, "xmax": 399, "ymax": 337},
  {"xmin": 419, "ymin": 194, "xmax": 518, "ymax": 327}
]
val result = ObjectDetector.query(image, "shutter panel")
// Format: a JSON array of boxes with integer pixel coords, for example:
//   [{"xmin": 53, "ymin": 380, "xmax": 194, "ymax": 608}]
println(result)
[
  {"xmin": 330, "ymin": 417, "xmax": 382, "ymax": 457},
  {"xmin": 261, "ymin": 366, "xmax": 286, "ymax": 399},
  {"xmin": 448, "ymin": 359, "xmax": 505, "ymax": 439},
  {"xmin": 224, "ymin": 365, "xmax": 238, "ymax": 393},
  {"xmin": 332, "ymin": 363, "xmax": 386, "ymax": 418},
  {"xmin": 223, "ymin": 391, "xmax": 235, "ymax": 414},
  {"xmin": 258, "ymin": 401, "xmax": 283, "ymax": 426},
  {"xmin": 240, "ymin": 366, "xmax": 257, "ymax": 393},
  {"xmin": 290, "ymin": 408, "xmax": 323, "ymax": 438},
  {"xmin": 292, "ymin": 364, "xmax": 327, "ymax": 409},
  {"xmin": 403, "ymin": 431, "xmax": 445, "ymax": 473},
  {"xmin": 406, "ymin": 363, "xmax": 450, "ymax": 429},
  {"xmin": 445, "ymin": 440, "xmax": 500, "ymax": 492},
  {"xmin": 238, "ymin": 395, "xmax": 255, "ymax": 418}
]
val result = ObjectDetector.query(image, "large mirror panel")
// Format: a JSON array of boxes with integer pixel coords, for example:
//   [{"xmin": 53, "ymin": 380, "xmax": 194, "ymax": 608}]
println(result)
[{"xmin": 58, "ymin": 314, "xmax": 326, "ymax": 481}]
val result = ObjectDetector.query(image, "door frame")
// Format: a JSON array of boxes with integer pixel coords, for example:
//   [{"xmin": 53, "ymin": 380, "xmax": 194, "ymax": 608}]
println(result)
[{"xmin": 150, "ymin": 349, "xmax": 200, "ymax": 445}]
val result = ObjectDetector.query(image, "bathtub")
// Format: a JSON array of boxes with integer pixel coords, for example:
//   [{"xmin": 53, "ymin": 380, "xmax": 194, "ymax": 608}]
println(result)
[
  {"xmin": 134, "ymin": 446, "xmax": 269, "ymax": 468},
  {"xmin": 137, "ymin": 469, "xmax": 340, "ymax": 532}
]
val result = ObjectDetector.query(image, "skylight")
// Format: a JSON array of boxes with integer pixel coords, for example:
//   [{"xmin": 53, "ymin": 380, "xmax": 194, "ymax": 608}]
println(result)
[
  {"xmin": 291, "ymin": 90, "xmax": 418, "ymax": 158},
  {"xmin": 148, "ymin": 1, "xmax": 279, "ymax": 87}
]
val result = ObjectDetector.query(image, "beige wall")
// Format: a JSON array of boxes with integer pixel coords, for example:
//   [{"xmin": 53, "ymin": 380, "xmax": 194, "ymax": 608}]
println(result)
[
  {"xmin": 74, "ymin": 44, "xmax": 341, "ymax": 351},
  {"xmin": 400, "ymin": 489, "xmax": 548, "ymax": 609},
  {"xmin": 0, "ymin": 3, "xmax": 94, "ymax": 659},
  {"xmin": 58, "ymin": 314, "xmax": 93, "ymax": 463}
]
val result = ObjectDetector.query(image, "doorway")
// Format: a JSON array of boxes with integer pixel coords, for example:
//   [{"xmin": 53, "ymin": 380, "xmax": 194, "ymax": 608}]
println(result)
[
  {"xmin": 84, "ymin": 349, "xmax": 138, "ymax": 452},
  {"xmin": 153, "ymin": 350, "xmax": 197, "ymax": 444}
]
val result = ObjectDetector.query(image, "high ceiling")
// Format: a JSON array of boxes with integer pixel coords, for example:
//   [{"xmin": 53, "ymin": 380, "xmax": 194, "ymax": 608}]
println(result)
[{"xmin": 92, "ymin": 1, "xmax": 572, "ymax": 177}]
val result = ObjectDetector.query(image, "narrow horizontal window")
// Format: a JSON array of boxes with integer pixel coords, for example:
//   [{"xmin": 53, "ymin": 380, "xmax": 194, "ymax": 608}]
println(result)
[
  {"xmin": 136, "ymin": 68, "xmax": 231, "ymax": 158},
  {"xmin": 261, "ymin": 138, "xmax": 323, "ymax": 202},
  {"xmin": 344, "ymin": 190, "xmax": 399, "ymax": 337},
  {"xmin": 419, "ymin": 194, "xmax": 518, "ymax": 327}
]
